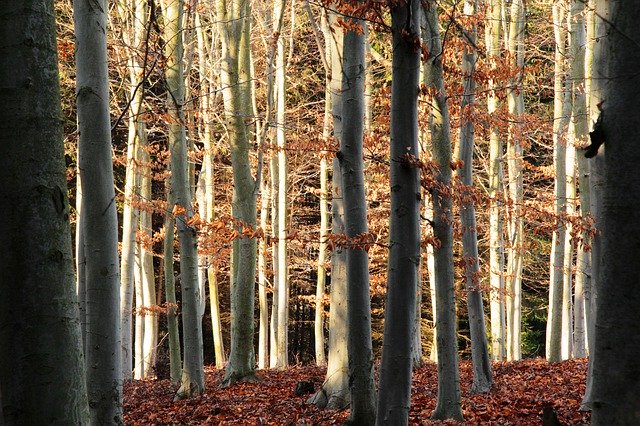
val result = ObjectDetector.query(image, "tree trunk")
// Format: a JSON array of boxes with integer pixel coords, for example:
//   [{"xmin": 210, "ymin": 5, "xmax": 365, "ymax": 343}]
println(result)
[
  {"xmin": 423, "ymin": 2, "xmax": 464, "ymax": 421},
  {"xmin": 0, "ymin": 2, "xmax": 90, "ymax": 422},
  {"xmin": 74, "ymin": 0, "xmax": 123, "ymax": 421},
  {"xmin": 218, "ymin": 0, "xmax": 258, "ymax": 385},
  {"xmin": 547, "ymin": 0, "xmax": 570, "ymax": 363},
  {"xmin": 485, "ymin": 0, "xmax": 506, "ymax": 361},
  {"xmin": 162, "ymin": 0, "xmax": 205, "ymax": 398},
  {"xmin": 339, "ymin": 9, "xmax": 377, "ymax": 424},
  {"xmin": 457, "ymin": 0, "xmax": 492, "ymax": 394},
  {"xmin": 376, "ymin": 1, "xmax": 422, "ymax": 423},
  {"xmin": 590, "ymin": 1, "xmax": 640, "ymax": 423},
  {"xmin": 307, "ymin": 7, "xmax": 349, "ymax": 408}
]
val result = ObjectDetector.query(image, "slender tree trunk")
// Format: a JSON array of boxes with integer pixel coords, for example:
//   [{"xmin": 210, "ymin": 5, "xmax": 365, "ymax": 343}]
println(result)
[
  {"xmin": 569, "ymin": 0, "xmax": 590, "ymax": 359},
  {"xmin": 339, "ymin": 8, "xmax": 377, "ymax": 424},
  {"xmin": 163, "ymin": 177, "xmax": 182, "ymax": 383},
  {"xmin": 162, "ymin": 0, "xmax": 205, "ymax": 398},
  {"xmin": 547, "ymin": 0, "xmax": 569, "ymax": 363},
  {"xmin": 423, "ymin": 2, "xmax": 463, "ymax": 421},
  {"xmin": 0, "ymin": 2, "xmax": 90, "ymax": 422},
  {"xmin": 562, "ymin": 140, "xmax": 576, "ymax": 360},
  {"xmin": 74, "ymin": 0, "xmax": 123, "ymax": 422},
  {"xmin": 505, "ymin": 0, "xmax": 524, "ymax": 362},
  {"xmin": 485, "ymin": 0, "xmax": 506, "ymax": 361},
  {"xmin": 457, "ymin": 0, "xmax": 492, "ymax": 394},
  {"xmin": 307, "ymin": 7, "xmax": 349, "ymax": 408}
]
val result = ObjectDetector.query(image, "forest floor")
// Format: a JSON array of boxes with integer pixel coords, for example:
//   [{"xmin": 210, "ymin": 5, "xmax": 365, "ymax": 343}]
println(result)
[{"xmin": 124, "ymin": 358, "xmax": 589, "ymax": 425}]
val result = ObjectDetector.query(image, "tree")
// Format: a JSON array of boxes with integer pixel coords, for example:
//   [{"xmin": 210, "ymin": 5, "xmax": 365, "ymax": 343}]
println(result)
[
  {"xmin": 339, "ymin": 4, "xmax": 377, "ymax": 424},
  {"xmin": 0, "ymin": 1, "xmax": 89, "ymax": 422},
  {"xmin": 457, "ymin": 0, "xmax": 492, "ymax": 394},
  {"xmin": 162, "ymin": 0, "xmax": 205, "ymax": 398},
  {"xmin": 546, "ymin": 0, "xmax": 570, "ymax": 363},
  {"xmin": 376, "ymin": 0, "xmax": 422, "ymax": 422},
  {"xmin": 422, "ymin": 1, "xmax": 463, "ymax": 421},
  {"xmin": 485, "ymin": 0, "xmax": 506, "ymax": 361},
  {"xmin": 74, "ymin": 0, "xmax": 123, "ymax": 420},
  {"xmin": 307, "ymin": 6, "xmax": 350, "ymax": 408},
  {"xmin": 590, "ymin": 1, "xmax": 640, "ymax": 423},
  {"xmin": 217, "ymin": 0, "xmax": 259, "ymax": 385}
]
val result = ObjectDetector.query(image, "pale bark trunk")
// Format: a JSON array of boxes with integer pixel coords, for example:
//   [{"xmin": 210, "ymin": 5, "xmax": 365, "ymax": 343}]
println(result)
[
  {"xmin": 339, "ymin": 10, "xmax": 376, "ymax": 424},
  {"xmin": 547, "ymin": 1, "xmax": 569, "ymax": 363},
  {"xmin": 76, "ymin": 176, "xmax": 87, "ymax": 356},
  {"xmin": 423, "ymin": 2, "xmax": 463, "ymax": 421},
  {"xmin": 457, "ymin": 0, "xmax": 492, "ymax": 394},
  {"xmin": 274, "ymin": 0, "xmax": 289, "ymax": 369},
  {"xmin": 0, "ymin": 3, "xmax": 90, "ymax": 422},
  {"xmin": 74, "ymin": 0, "xmax": 123, "ymax": 421},
  {"xmin": 163, "ymin": 0, "xmax": 205, "ymax": 398},
  {"xmin": 570, "ymin": 0, "xmax": 590, "ymax": 359},
  {"xmin": 307, "ymin": 8, "xmax": 349, "ymax": 407},
  {"xmin": 486, "ymin": 0, "xmax": 506, "ymax": 361},
  {"xmin": 505, "ymin": 0, "xmax": 524, "ymax": 362},
  {"xmin": 218, "ymin": 0, "xmax": 258, "ymax": 385},
  {"xmin": 561, "ymin": 141, "xmax": 576, "ymax": 360},
  {"xmin": 591, "ymin": 2, "xmax": 640, "ymax": 422}
]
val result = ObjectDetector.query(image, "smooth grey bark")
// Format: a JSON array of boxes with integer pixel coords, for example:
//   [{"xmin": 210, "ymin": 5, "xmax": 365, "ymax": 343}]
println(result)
[
  {"xmin": 422, "ymin": 2, "xmax": 464, "ymax": 421},
  {"xmin": 307, "ymin": 7, "xmax": 349, "ymax": 409},
  {"xmin": 376, "ymin": 1, "xmax": 421, "ymax": 424},
  {"xmin": 590, "ymin": 1, "xmax": 640, "ymax": 423},
  {"xmin": 0, "ymin": 2, "xmax": 90, "ymax": 423},
  {"xmin": 339, "ymin": 10, "xmax": 377, "ymax": 425},
  {"xmin": 457, "ymin": 0, "xmax": 492, "ymax": 394},
  {"xmin": 218, "ymin": 0, "xmax": 258, "ymax": 385},
  {"xmin": 163, "ymin": 177, "xmax": 182, "ymax": 383},
  {"xmin": 162, "ymin": 0, "xmax": 205, "ymax": 398},
  {"xmin": 74, "ymin": 0, "xmax": 123, "ymax": 422}
]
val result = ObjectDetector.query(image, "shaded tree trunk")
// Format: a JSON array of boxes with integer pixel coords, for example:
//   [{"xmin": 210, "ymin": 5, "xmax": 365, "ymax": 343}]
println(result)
[
  {"xmin": 376, "ymin": 1, "xmax": 422, "ymax": 424},
  {"xmin": 422, "ymin": 2, "xmax": 463, "ymax": 421},
  {"xmin": 0, "ymin": 2, "xmax": 90, "ymax": 422}
]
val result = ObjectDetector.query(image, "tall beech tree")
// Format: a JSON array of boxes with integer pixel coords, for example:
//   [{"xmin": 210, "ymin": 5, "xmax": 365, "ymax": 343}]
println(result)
[
  {"xmin": 376, "ymin": 0, "xmax": 421, "ymax": 423},
  {"xmin": 217, "ymin": 0, "xmax": 259, "ymax": 385},
  {"xmin": 590, "ymin": 1, "xmax": 640, "ymax": 423},
  {"xmin": 339, "ymin": 4, "xmax": 377, "ymax": 424},
  {"xmin": 162, "ymin": 0, "xmax": 205, "ymax": 398},
  {"xmin": 0, "ymin": 1, "xmax": 89, "ymax": 422},
  {"xmin": 457, "ymin": 0, "xmax": 492, "ymax": 394},
  {"xmin": 422, "ymin": 1, "xmax": 463, "ymax": 421},
  {"xmin": 74, "ymin": 0, "xmax": 123, "ymax": 420}
]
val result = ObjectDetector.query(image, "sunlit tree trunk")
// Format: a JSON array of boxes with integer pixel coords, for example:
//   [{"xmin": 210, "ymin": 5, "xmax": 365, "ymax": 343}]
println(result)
[
  {"xmin": 547, "ymin": 0, "xmax": 570, "ymax": 363},
  {"xmin": 74, "ymin": 0, "xmax": 123, "ymax": 421},
  {"xmin": 0, "ymin": 2, "xmax": 90, "ymax": 422},
  {"xmin": 485, "ymin": 0, "xmax": 506, "ymax": 361},
  {"xmin": 195, "ymin": 10, "xmax": 226, "ymax": 369},
  {"xmin": 163, "ymin": 0, "xmax": 205, "ymax": 398},
  {"xmin": 307, "ymin": 7, "xmax": 349, "ymax": 408},
  {"xmin": 218, "ymin": 0, "xmax": 258, "ymax": 385},
  {"xmin": 116, "ymin": 0, "xmax": 146, "ymax": 381},
  {"xmin": 591, "ymin": 1, "xmax": 640, "ymax": 422},
  {"xmin": 422, "ymin": 2, "xmax": 463, "ymax": 421},
  {"xmin": 505, "ymin": 0, "xmax": 524, "ymax": 362},
  {"xmin": 562, "ymin": 139, "xmax": 576, "ymax": 360},
  {"xmin": 457, "ymin": 0, "xmax": 492, "ymax": 394},
  {"xmin": 569, "ymin": 0, "xmax": 590, "ymax": 359}
]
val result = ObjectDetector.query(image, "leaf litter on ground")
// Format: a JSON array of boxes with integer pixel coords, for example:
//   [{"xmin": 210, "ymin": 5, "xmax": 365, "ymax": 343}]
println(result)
[{"xmin": 124, "ymin": 358, "xmax": 589, "ymax": 425}]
